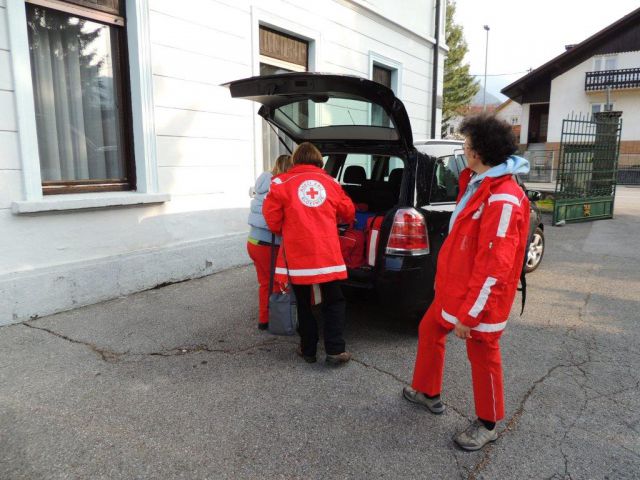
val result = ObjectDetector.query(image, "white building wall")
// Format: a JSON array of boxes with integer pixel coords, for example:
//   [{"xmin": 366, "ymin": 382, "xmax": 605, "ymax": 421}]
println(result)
[
  {"xmin": 519, "ymin": 103, "xmax": 530, "ymax": 145},
  {"xmin": 350, "ymin": 0, "xmax": 439, "ymax": 41},
  {"xmin": 0, "ymin": 0, "xmax": 440, "ymax": 324},
  {"xmin": 495, "ymin": 100, "xmax": 522, "ymax": 127},
  {"xmin": 548, "ymin": 50, "xmax": 640, "ymax": 143}
]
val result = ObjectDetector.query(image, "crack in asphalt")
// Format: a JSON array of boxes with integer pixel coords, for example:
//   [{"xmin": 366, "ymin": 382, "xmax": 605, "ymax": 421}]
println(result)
[
  {"xmin": 451, "ymin": 450, "xmax": 467, "ymax": 480},
  {"xmin": 350, "ymin": 358, "xmax": 407, "ymax": 385},
  {"xmin": 21, "ymin": 322, "xmax": 294, "ymax": 363},
  {"xmin": 350, "ymin": 358, "xmax": 472, "ymax": 421},
  {"xmin": 468, "ymin": 360, "xmax": 581, "ymax": 480},
  {"xmin": 22, "ymin": 322, "xmax": 127, "ymax": 362}
]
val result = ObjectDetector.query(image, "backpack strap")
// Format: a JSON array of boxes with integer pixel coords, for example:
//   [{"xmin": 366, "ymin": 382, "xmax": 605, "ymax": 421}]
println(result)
[
  {"xmin": 513, "ymin": 174, "xmax": 528, "ymax": 315},
  {"xmin": 518, "ymin": 258, "xmax": 527, "ymax": 315}
]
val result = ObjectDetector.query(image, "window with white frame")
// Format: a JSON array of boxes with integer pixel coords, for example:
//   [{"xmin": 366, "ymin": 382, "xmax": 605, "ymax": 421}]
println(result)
[
  {"xmin": 369, "ymin": 57, "xmax": 400, "ymax": 171},
  {"xmin": 25, "ymin": 0, "xmax": 133, "ymax": 195},
  {"xmin": 371, "ymin": 64, "xmax": 393, "ymax": 127},
  {"xmin": 594, "ymin": 55, "xmax": 618, "ymax": 72},
  {"xmin": 259, "ymin": 26, "xmax": 308, "ymax": 171}
]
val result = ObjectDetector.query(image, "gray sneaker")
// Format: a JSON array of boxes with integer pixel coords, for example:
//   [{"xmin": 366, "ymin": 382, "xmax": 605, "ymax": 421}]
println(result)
[
  {"xmin": 402, "ymin": 386, "xmax": 445, "ymax": 414},
  {"xmin": 454, "ymin": 420, "xmax": 498, "ymax": 451}
]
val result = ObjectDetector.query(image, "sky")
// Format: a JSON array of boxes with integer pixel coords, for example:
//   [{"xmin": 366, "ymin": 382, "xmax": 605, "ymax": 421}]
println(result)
[{"xmin": 453, "ymin": 0, "xmax": 640, "ymax": 103}]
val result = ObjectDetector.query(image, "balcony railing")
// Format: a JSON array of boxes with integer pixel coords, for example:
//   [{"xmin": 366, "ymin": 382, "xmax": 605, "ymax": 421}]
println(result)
[{"xmin": 585, "ymin": 67, "xmax": 640, "ymax": 91}]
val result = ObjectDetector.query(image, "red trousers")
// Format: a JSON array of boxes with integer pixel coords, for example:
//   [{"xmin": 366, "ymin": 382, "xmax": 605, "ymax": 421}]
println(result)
[
  {"xmin": 247, "ymin": 242, "xmax": 278, "ymax": 325},
  {"xmin": 411, "ymin": 299, "xmax": 505, "ymax": 422}
]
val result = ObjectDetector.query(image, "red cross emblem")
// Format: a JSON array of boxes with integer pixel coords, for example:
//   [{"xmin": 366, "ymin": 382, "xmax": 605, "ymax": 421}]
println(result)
[{"xmin": 298, "ymin": 180, "xmax": 326, "ymax": 207}]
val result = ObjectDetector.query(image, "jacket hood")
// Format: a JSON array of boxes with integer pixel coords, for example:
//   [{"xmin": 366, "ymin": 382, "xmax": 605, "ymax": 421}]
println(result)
[
  {"xmin": 472, "ymin": 155, "xmax": 530, "ymax": 184},
  {"xmin": 254, "ymin": 171, "xmax": 272, "ymax": 195}
]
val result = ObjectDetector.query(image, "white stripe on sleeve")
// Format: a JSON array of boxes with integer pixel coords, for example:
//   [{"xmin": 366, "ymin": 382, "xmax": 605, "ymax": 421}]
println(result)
[
  {"xmin": 488, "ymin": 193, "xmax": 520, "ymax": 206},
  {"xmin": 275, "ymin": 265, "xmax": 347, "ymax": 276},
  {"xmin": 468, "ymin": 276, "xmax": 498, "ymax": 318},
  {"xmin": 441, "ymin": 309, "xmax": 508, "ymax": 332},
  {"xmin": 496, "ymin": 203, "xmax": 513, "ymax": 238}
]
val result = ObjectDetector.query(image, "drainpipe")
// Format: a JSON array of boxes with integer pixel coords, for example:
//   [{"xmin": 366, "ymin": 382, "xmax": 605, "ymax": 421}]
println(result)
[{"xmin": 431, "ymin": 0, "xmax": 441, "ymax": 139}]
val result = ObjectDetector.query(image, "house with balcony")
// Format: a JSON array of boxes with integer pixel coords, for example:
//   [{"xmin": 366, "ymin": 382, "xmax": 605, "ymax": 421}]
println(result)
[{"xmin": 502, "ymin": 6, "xmax": 640, "ymax": 182}]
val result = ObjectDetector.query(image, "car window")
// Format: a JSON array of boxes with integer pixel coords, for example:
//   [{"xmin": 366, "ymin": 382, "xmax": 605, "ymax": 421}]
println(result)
[
  {"xmin": 455, "ymin": 154, "xmax": 467, "ymax": 173},
  {"xmin": 337, "ymin": 155, "xmax": 403, "ymax": 183},
  {"xmin": 385, "ymin": 157, "xmax": 404, "ymax": 180},
  {"xmin": 338, "ymin": 154, "xmax": 373, "ymax": 183},
  {"xmin": 430, "ymin": 155, "xmax": 460, "ymax": 203}
]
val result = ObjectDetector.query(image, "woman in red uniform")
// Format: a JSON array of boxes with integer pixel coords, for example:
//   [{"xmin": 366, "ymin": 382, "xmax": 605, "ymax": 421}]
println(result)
[
  {"xmin": 247, "ymin": 154, "xmax": 292, "ymax": 330},
  {"xmin": 403, "ymin": 114, "xmax": 531, "ymax": 450},
  {"xmin": 263, "ymin": 142, "xmax": 355, "ymax": 365}
]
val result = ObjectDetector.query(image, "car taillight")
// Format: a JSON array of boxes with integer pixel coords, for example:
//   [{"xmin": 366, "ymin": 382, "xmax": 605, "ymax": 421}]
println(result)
[{"xmin": 386, "ymin": 208, "xmax": 430, "ymax": 255}]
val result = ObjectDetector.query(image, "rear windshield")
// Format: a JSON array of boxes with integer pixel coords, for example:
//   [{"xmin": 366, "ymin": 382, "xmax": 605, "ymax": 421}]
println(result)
[{"xmin": 274, "ymin": 97, "xmax": 395, "ymax": 130}]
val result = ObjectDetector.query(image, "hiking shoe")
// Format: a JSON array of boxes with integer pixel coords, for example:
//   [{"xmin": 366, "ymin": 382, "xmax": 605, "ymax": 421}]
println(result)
[
  {"xmin": 325, "ymin": 351, "xmax": 352, "ymax": 365},
  {"xmin": 296, "ymin": 345, "xmax": 317, "ymax": 364},
  {"xmin": 454, "ymin": 420, "xmax": 498, "ymax": 451},
  {"xmin": 402, "ymin": 386, "xmax": 445, "ymax": 414}
]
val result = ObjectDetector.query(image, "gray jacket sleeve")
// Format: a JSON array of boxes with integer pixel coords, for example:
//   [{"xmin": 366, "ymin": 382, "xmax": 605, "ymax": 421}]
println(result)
[{"xmin": 248, "ymin": 172, "xmax": 272, "ymax": 229}]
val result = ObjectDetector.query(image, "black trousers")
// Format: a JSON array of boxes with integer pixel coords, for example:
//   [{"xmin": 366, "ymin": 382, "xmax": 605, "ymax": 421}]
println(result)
[{"xmin": 291, "ymin": 281, "xmax": 346, "ymax": 356}]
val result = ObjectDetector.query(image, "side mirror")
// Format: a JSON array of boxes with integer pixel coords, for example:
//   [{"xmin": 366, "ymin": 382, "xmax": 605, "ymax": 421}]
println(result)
[{"xmin": 527, "ymin": 190, "xmax": 542, "ymax": 202}]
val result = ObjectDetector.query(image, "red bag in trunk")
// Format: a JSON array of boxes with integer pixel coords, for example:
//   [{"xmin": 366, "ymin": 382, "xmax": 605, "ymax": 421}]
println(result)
[{"xmin": 339, "ymin": 228, "xmax": 366, "ymax": 269}]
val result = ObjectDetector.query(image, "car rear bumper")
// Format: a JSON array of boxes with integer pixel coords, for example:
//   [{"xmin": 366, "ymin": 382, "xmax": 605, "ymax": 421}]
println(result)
[
  {"xmin": 376, "ymin": 255, "xmax": 435, "ymax": 312},
  {"xmin": 344, "ymin": 254, "xmax": 436, "ymax": 314}
]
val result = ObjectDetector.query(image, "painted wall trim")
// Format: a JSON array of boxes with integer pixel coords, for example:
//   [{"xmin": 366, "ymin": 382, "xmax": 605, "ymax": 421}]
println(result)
[
  {"xmin": 368, "ymin": 51, "xmax": 403, "ymax": 98},
  {"xmin": 6, "ymin": 0, "xmax": 43, "ymax": 201},
  {"xmin": 0, "ymin": 232, "xmax": 250, "ymax": 325},
  {"xmin": 12, "ymin": 191, "xmax": 170, "ymax": 214},
  {"xmin": 126, "ymin": 0, "xmax": 158, "ymax": 193}
]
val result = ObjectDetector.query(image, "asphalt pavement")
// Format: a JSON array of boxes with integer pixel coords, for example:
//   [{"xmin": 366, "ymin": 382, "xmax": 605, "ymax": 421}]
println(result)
[{"xmin": 1, "ymin": 187, "xmax": 639, "ymax": 479}]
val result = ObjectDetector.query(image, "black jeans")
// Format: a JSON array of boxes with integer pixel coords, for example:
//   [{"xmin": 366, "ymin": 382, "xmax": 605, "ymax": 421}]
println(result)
[{"xmin": 292, "ymin": 281, "xmax": 346, "ymax": 356}]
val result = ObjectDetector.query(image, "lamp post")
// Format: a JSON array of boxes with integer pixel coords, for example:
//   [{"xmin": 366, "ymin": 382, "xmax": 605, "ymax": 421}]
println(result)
[{"xmin": 482, "ymin": 25, "xmax": 490, "ymax": 112}]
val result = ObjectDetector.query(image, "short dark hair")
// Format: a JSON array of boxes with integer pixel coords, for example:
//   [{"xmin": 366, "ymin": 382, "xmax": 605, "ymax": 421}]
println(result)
[
  {"xmin": 459, "ymin": 113, "xmax": 518, "ymax": 167},
  {"xmin": 292, "ymin": 142, "xmax": 323, "ymax": 168}
]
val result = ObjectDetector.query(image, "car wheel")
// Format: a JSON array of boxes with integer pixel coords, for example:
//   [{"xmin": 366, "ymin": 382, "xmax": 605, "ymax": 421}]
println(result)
[{"xmin": 525, "ymin": 226, "xmax": 544, "ymax": 273}]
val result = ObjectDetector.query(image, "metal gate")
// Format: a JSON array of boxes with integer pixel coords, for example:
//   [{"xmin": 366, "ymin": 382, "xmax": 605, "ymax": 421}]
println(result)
[{"xmin": 553, "ymin": 111, "xmax": 622, "ymax": 225}]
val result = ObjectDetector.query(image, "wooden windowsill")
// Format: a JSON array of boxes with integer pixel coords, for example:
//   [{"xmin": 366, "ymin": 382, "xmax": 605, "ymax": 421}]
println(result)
[{"xmin": 11, "ymin": 191, "xmax": 170, "ymax": 214}]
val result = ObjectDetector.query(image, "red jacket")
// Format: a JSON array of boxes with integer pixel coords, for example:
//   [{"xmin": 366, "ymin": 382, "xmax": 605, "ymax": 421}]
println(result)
[
  {"xmin": 263, "ymin": 164, "xmax": 355, "ymax": 285},
  {"xmin": 435, "ymin": 168, "xmax": 530, "ymax": 340}
]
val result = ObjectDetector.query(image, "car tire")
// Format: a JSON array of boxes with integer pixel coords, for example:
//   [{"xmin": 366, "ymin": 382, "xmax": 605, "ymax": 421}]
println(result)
[{"xmin": 525, "ymin": 226, "xmax": 544, "ymax": 273}]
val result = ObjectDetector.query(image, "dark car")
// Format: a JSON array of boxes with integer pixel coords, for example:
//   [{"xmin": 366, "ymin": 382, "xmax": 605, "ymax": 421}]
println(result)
[
  {"xmin": 415, "ymin": 139, "xmax": 545, "ymax": 274},
  {"xmin": 225, "ymin": 73, "xmax": 544, "ymax": 316}
]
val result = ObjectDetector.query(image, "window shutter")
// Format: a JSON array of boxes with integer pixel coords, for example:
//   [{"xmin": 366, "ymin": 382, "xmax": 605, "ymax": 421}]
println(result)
[
  {"xmin": 259, "ymin": 26, "xmax": 308, "ymax": 68},
  {"xmin": 373, "ymin": 65, "xmax": 392, "ymax": 88}
]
